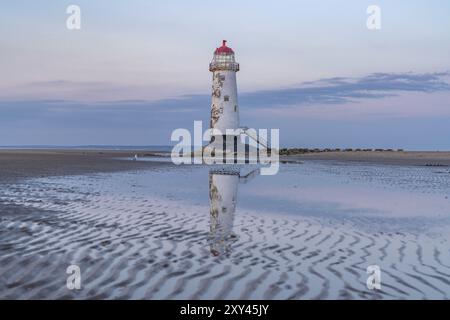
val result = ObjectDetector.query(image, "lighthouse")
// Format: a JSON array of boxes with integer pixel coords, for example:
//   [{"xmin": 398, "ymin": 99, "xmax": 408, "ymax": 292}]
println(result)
[
  {"xmin": 210, "ymin": 40, "xmax": 239, "ymax": 135},
  {"xmin": 206, "ymin": 40, "xmax": 240, "ymax": 156}
]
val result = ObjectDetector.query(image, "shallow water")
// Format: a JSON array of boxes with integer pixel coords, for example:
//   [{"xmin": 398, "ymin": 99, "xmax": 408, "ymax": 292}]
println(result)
[{"xmin": 1, "ymin": 161, "xmax": 450, "ymax": 299}]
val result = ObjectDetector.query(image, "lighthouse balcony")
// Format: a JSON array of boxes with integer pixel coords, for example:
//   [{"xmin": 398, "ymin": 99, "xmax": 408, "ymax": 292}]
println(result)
[{"xmin": 209, "ymin": 61, "xmax": 240, "ymax": 72}]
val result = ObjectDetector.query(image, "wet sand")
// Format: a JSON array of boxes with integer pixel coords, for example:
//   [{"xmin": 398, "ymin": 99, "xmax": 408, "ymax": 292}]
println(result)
[
  {"xmin": 0, "ymin": 149, "xmax": 169, "ymax": 182},
  {"xmin": 1, "ymin": 150, "xmax": 450, "ymax": 299}
]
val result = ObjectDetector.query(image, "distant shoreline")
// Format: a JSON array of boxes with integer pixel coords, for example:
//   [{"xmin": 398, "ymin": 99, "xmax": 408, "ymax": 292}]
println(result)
[
  {"xmin": 282, "ymin": 150, "xmax": 450, "ymax": 166},
  {"xmin": 0, "ymin": 145, "xmax": 173, "ymax": 152}
]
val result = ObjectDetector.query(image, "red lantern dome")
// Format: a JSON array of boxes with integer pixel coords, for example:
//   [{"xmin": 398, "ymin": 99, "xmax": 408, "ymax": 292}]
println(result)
[{"xmin": 214, "ymin": 40, "xmax": 234, "ymax": 55}]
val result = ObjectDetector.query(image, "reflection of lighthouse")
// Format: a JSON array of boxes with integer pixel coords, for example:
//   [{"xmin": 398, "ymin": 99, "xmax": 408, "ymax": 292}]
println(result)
[
  {"xmin": 208, "ymin": 167, "xmax": 260, "ymax": 256},
  {"xmin": 209, "ymin": 169, "xmax": 239, "ymax": 256}
]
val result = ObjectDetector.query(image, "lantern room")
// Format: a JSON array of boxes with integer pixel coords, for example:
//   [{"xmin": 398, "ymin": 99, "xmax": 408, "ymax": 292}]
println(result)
[{"xmin": 209, "ymin": 40, "xmax": 240, "ymax": 72}]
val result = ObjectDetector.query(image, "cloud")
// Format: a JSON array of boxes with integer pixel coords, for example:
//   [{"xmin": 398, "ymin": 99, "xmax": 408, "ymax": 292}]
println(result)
[
  {"xmin": 1, "ymin": 71, "xmax": 449, "ymax": 125},
  {"xmin": 239, "ymin": 71, "xmax": 450, "ymax": 108},
  {"xmin": 96, "ymin": 71, "xmax": 450, "ymax": 111},
  {"xmin": 0, "ymin": 71, "xmax": 449, "ymax": 146},
  {"xmin": 2, "ymin": 71, "xmax": 449, "ymax": 113}
]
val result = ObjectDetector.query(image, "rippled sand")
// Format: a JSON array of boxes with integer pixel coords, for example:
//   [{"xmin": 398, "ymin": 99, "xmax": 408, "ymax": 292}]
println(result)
[{"xmin": 1, "ymin": 159, "xmax": 450, "ymax": 299}]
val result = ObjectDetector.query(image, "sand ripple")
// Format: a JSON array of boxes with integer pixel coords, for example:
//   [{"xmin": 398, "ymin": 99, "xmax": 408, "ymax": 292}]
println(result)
[{"xmin": 1, "ymin": 171, "xmax": 450, "ymax": 300}]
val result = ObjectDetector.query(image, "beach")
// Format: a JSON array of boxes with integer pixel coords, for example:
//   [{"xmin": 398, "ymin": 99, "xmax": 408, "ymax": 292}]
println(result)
[
  {"xmin": 0, "ymin": 149, "xmax": 169, "ymax": 182},
  {"xmin": 282, "ymin": 151, "xmax": 450, "ymax": 166},
  {"xmin": 1, "ymin": 150, "xmax": 450, "ymax": 299}
]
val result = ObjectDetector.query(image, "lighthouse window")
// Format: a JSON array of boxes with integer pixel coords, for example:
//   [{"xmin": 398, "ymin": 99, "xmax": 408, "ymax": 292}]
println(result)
[
  {"xmin": 219, "ymin": 75, "xmax": 225, "ymax": 81},
  {"xmin": 234, "ymin": 105, "xmax": 237, "ymax": 112},
  {"xmin": 224, "ymin": 95, "xmax": 229, "ymax": 102}
]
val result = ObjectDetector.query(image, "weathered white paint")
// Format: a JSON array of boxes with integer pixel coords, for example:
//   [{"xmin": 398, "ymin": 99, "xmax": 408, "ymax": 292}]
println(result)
[
  {"xmin": 209, "ymin": 43, "xmax": 240, "ymax": 134},
  {"xmin": 210, "ymin": 70, "xmax": 239, "ymax": 132}
]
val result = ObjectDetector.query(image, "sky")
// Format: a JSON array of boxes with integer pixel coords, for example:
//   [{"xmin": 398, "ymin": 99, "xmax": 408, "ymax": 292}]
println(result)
[{"xmin": 1, "ymin": 0, "xmax": 450, "ymax": 149}]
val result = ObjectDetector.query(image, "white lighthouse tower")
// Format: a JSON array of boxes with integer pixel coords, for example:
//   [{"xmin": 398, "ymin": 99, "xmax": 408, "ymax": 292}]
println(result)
[
  {"xmin": 204, "ymin": 40, "xmax": 241, "ymax": 156},
  {"xmin": 209, "ymin": 40, "xmax": 240, "ymax": 133}
]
